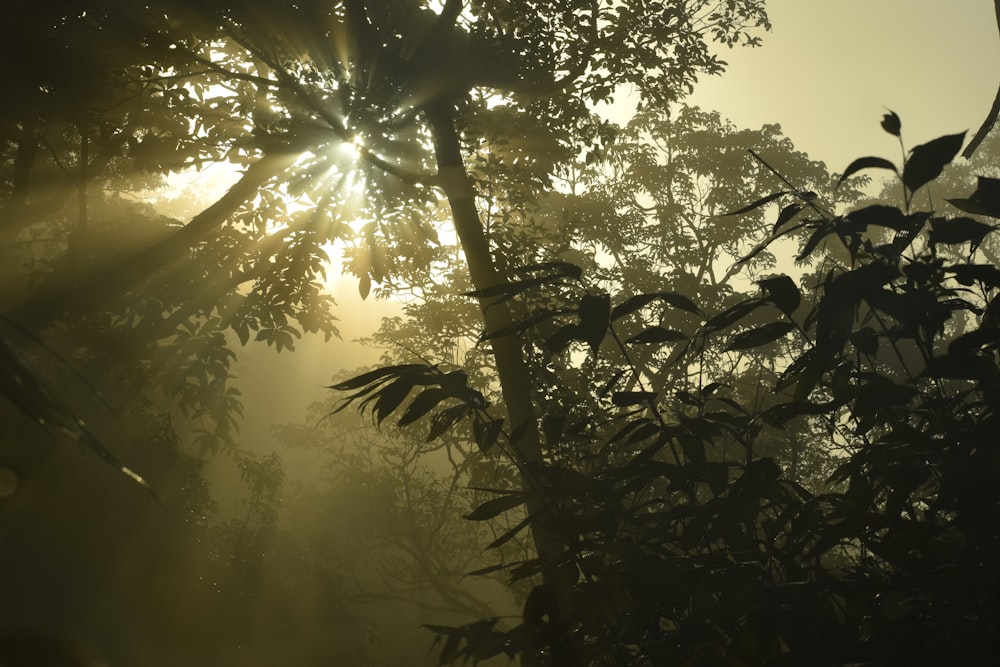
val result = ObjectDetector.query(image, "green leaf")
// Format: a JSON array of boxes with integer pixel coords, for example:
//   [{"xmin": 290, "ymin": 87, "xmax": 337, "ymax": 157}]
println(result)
[
  {"xmin": 625, "ymin": 327, "xmax": 687, "ymax": 344},
  {"xmin": 902, "ymin": 131, "xmax": 966, "ymax": 193},
  {"xmin": 464, "ymin": 493, "xmax": 525, "ymax": 521},
  {"xmin": 837, "ymin": 156, "xmax": 897, "ymax": 188},
  {"xmin": 726, "ymin": 321, "xmax": 796, "ymax": 351}
]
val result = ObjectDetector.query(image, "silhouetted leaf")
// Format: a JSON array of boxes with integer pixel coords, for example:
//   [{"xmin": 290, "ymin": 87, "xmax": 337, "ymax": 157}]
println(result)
[
  {"xmin": 758, "ymin": 275, "xmax": 800, "ymax": 316},
  {"xmin": 465, "ymin": 493, "xmax": 525, "ymax": 521},
  {"xmin": 427, "ymin": 404, "xmax": 470, "ymax": 441},
  {"xmin": 486, "ymin": 515, "xmax": 532, "ymax": 549},
  {"xmin": 577, "ymin": 293, "xmax": 611, "ymax": 351},
  {"xmin": 515, "ymin": 260, "xmax": 584, "ymax": 280},
  {"xmin": 481, "ymin": 309, "xmax": 568, "ymax": 341},
  {"xmin": 328, "ymin": 364, "xmax": 427, "ymax": 391},
  {"xmin": 844, "ymin": 204, "xmax": 910, "ymax": 232},
  {"xmin": 545, "ymin": 323, "xmax": 580, "ymax": 353},
  {"xmin": 611, "ymin": 291, "xmax": 702, "ymax": 320},
  {"xmin": 929, "ymin": 217, "xmax": 995, "ymax": 250},
  {"xmin": 948, "ymin": 176, "xmax": 1000, "ymax": 218},
  {"xmin": 773, "ymin": 203, "xmax": 804, "ymax": 233},
  {"xmin": 463, "ymin": 276, "xmax": 552, "ymax": 300},
  {"xmin": 902, "ymin": 131, "xmax": 966, "ymax": 193},
  {"xmin": 398, "ymin": 388, "xmax": 446, "ymax": 427},
  {"xmin": 473, "ymin": 418, "xmax": 504, "ymax": 453},
  {"xmin": 612, "ymin": 391, "xmax": 657, "ymax": 406},
  {"xmin": 625, "ymin": 327, "xmax": 687, "ymax": 344},
  {"xmin": 722, "ymin": 191, "xmax": 789, "ymax": 216},
  {"xmin": 704, "ymin": 299, "xmax": 765, "ymax": 333},
  {"xmin": 837, "ymin": 156, "xmax": 897, "ymax": 188},
  {"xmin": 726, "ymin": 322, "xmax": 796, "ymax": 351},
  {"xmin": 949, "ymin": 264, "xmax": 1000, "ymax": 288},
  {"xmin": 881, "ymin": 110, "xmax": 901, "ymax": 137}
]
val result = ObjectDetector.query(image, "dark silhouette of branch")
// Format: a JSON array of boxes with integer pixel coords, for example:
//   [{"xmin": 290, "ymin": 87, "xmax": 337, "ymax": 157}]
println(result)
[{"xmin": 962, "ymin": 0, "xmax": 1000, "ymax": 159}]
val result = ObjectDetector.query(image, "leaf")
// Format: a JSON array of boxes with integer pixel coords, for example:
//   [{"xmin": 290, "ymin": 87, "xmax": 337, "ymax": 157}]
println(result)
[
  {"xmin": 758, "ymin": 275, "xmax": 800, "ymax": 316},
  {"xmin": 929, "ymin": 217, "xmax": 995, "ymax": 250},
  {"xmin": 577, "ymin": 293, "xmax": 611, "ymax": 351},
  {"xmin": 545, "ymin": 323, "xmax": 580, "ymax": 354},
  {"xmin": 486, "ymin": 515, "xmax": 532, "ymax": 549},
  {"xmin": 328, "ymin": 364, "xmax": 427, "ymax": 391},
  {"xmin": 358, "ymin": 273, "xmax": 371, "ymax": 300},
  {"xmin": 611, "ymin": 291, "xmax": 702, "ymax": 320},
  {"xmin": 881, "ymin": 110, "xmax": 901, "ymax": 137},
  {"xmin": 481, "ymin": 309, "xmax": 567, "ymax": 341},
  {"xmin": 473, "ymin": 418, "xmax": 504, "ymax": 453},
  {"xmin": 843, "ymin": 204, "xmax": 911, "ymax": 232},
  {"xmin": 948, "ymin": 176, "xmax": 1000, "ymax": 218},
  {"xmin": 722, "ymin": 191, "xmax": 790, "ymax": 216},
  {"xmin": 371, "ymin": 379, "xmax": 415, "ymax": 425},
  {"xmin": 773, "ymin": 203, "xmax": 804, "ymax": 234},
  {"xmin": 463, "ymin": 276, "xmax": 551, "ymax": 300},
  {"xmin": 465, "ymin": 493, "xmax": 526, "ymax": 521},
  {"xmin": 625, "ymin": 327, "xmax": 687, "ymax": 344},
  {"xmin": 902, "ymin": 131, "xmax": 966, "ymax": 193},
  {"xmin": 612, "ymin": 391, "xmax": 657, "ymax": 406},
  {"xmin": 837, "ymin": 156, "xmax": 897, "ymax": 188},
  {"xmin": 515, "ymin": 260, "xmax": 584, "ymax": 280},
  {"xmin": 427, "ymin": 403, "xmax": 470, "ymax": 441},
  {"xmin": 726, "ymin": 321, "xmax": 797, "ymax": 351},
  {"xmin": 398, "ymin": 388, "xmax": 446, "ymax": 427},
  {"xmin": 704, "ymin": 299, "xmax": 765, "ymax": 334}
]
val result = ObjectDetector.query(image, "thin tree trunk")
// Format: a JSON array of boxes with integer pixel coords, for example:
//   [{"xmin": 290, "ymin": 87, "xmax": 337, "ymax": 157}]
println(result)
[
  {"xmin": 423, "ymin": 100, "xmax": 582, "ymax": 666},
  {"xmin": 962, "ymin": 0, "xmax": 1000, "ymax": 159}
]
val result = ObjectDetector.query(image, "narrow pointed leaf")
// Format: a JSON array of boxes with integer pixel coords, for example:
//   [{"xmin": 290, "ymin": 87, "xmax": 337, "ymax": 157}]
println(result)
[
  {"xmin": 486, "ymin": 515, "xmax": 532, "ymax": 549},
  {"xmin": 902, "ymin": 131, "xmax": 966, "ymax": 193},
  {"xmin": 723, "ymin": 191, "xmax": 790, "ymax": 216},
  {"xmin": 837, "ymin": 156, "xmax": 897, "ymax": 188},
  {"xmin": 625, "ymin": 327, "xmax": 687, "ymax": 344},
  {"xmin": 465, "ymin": 493, "xmax": 525, "ymax": 521},
  {"xmin": 726, "ymin": 321, "xmax": 797, "ymax": 351},
  {"xmin": 398, "ymin": 388, "xmax": 446, "ymax": 427}
]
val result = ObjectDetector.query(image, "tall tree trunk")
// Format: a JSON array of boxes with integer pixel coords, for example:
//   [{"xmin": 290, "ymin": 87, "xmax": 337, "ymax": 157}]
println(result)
[
  {"xmin": 423, "ymin": 100, "xmax": 581, "ymax": 665},
  {"xmin": 962, "ymin": 0, "xmax": 1000, "ymax": 159}
]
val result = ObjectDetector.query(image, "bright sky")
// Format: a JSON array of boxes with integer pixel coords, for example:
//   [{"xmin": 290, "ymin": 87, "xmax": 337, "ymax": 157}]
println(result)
[{"xmin": 687, "ymin": 0, "xmax": 1000, "ymax": 173}]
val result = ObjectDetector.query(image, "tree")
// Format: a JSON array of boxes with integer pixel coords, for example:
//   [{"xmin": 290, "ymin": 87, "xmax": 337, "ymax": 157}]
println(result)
[{"xmin": 3, "ymin": 2, "xmax": 771, "ymax": 663}]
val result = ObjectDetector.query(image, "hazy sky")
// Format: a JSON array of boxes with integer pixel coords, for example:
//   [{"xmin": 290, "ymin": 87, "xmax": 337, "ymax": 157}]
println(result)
[{"xmin": 687, "ymin": 0, "xmax": 1000, "ymax": 172}]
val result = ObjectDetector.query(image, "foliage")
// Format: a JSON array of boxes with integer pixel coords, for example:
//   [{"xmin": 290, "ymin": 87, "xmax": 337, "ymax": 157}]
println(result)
[{"xmin": 334, "ymin": 117, "xmax": 1000, "ymax": 665}]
